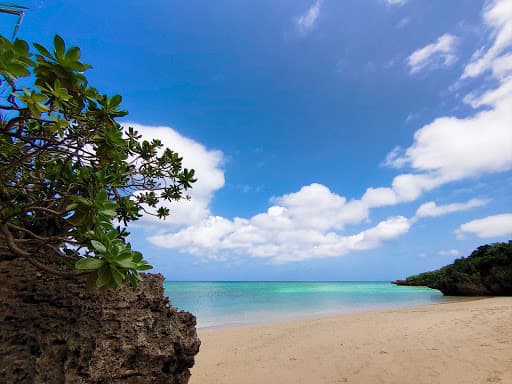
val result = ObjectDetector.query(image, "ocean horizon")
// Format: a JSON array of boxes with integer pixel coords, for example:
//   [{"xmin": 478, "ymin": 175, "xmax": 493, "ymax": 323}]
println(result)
[{"xmin": 163, "ymin": 281, "xmax": 449, "ymax": 329}]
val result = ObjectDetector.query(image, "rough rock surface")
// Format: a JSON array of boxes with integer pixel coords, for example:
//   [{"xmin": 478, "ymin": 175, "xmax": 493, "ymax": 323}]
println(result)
[{"xmin": 0, "ymin": 258, "xmax": 200, "ymax": 383}]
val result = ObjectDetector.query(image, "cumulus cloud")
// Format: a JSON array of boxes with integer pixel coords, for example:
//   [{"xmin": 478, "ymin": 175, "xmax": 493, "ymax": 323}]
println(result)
[
  {"xmin": 147, "ymin": 180, "xmax": 490, "ymax": 263},
  {"xmin": 149, "ymin": 194, "xmax": 411, "ymax": 263},
  {"xmin": 296, "ymin": 0, "xmax": 321, "ymax": 33},
  {"xmin": 386, "ymin": 78, "xmax": 512, "ymax": 185},
  {"xmin": 415, "ymin": 198, "xmax": 489, "ymax": 219},
  {"xmin": 271, "ymin": 183, "xmax": 368, "ymax": 230},
  {"xmin": 455, "ymin": 213, "xmax": 512, "ymax": 239},
  {"xmin": 361, "ymin": 187, "xmax": 398, "ymax": 208},
  {"xmin": 407, "ymin": 34, "xmax": 458, "ymax": 74},
  {"xmin": 124, "ymin": 123, "xmax": 224, "ymax": 227}
]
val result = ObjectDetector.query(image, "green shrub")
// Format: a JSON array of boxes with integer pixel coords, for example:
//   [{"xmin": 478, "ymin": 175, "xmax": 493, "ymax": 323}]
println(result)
[{"xmin": 0, "ymin": 35, "xmax": 196, "ymax": 289}]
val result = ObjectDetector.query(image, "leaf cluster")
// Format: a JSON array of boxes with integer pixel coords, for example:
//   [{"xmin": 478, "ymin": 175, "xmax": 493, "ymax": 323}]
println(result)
[{"xmin": 0, "ymin": 35, "xmax": 197, "ymax": 288}]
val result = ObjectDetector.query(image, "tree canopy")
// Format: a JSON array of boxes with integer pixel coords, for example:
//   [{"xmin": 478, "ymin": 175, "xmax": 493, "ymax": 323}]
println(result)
[
  {"xmin": 0, "ymin": 35, "xmax": 196, "ymax": 288},
  {"xmin": 394, "ymin": 241, "xmax": 512, "ymax": 295}
]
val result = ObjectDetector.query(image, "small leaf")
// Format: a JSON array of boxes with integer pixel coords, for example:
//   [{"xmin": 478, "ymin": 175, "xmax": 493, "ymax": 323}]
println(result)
[
  {"xmin": 54, "ymin": 35, "xmax": 65, "ymax": 58},
  {"xmin": 7, "ymin": 63, "xmax": 30, "ymax": 77},
  {"xmin": 100, "ymin": 209, "xmax": 116, "ymax": 217},
  {"xmin": 110, "ymin": 265, "xmax": 124, "ymax": 286},
  {"xmin": 73, "ymin": 196, "xmax": 93, "ymax": 206},
  {"xmin": 115, "ymin": 257, "xmax": 137, "ymax": 269},
  {"xmin": 96, "ymin": 266, "xmax": 111, "ymax": 288},
  {"xmin": 13, "ymin": 39, "xmax": 29, "ymax": 54},
  {"xmin": 65, "ymin": 203, "xmax": 78, "ymax": 211},
  {"xmin": 110, "ymin": 94, "xmax": 122, "ymax": 107},
  {"xmin": 75, "ymin": 257, "xmax": 105, "ymax": 271},
  {"xmin": 90, "ymin": 240, "xmax": 107, "ymax": 254},
  {"xmin": 65, "ymin": 46, "xmax": 81, "ymax": 62},
  {"xmin": 34, "ymin": 42, "xmax": 53, "ymax": 59}
]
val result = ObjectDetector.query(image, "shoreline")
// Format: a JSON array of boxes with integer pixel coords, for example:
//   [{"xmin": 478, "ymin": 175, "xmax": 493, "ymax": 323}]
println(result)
[
  {"xmin": 197, "ymin": 295, "xmax": 484, "ymax": 331},
  {"xmin": 191, "ymin": 297, "xmax": 512, "ymax": 384}
]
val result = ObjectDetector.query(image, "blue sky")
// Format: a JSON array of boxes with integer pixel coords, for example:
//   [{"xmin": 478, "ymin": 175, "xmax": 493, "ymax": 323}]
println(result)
[{"xmin": 6, "ymin": 0, "xmax": 512, "ymax": 280}]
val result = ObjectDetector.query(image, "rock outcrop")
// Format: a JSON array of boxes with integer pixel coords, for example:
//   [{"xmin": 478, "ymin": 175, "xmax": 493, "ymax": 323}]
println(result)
[
  {"xmin": 0, "ymin": 258, "xmax": 200, "ymax": 383},
  {"xmin": 393, "ymin": 242, "xmax": 512, "ymax": 296}
]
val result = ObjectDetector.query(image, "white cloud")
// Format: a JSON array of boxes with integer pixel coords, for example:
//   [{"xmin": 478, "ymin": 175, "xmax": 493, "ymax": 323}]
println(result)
[
  {"xmin": 438, "ymin": 249, "xmax": 460, "ymax": 256},
  {"xmin": 149, "ymin": 202, "xmax": 411, "ymax": 264},
  {"xmin": 386, "ymin": 0, "xmax": 407, "ymax": 5},
  {"xmin": 490, "ymin": 53, "xmax": 512, "ymax": 79},
  {"xmin": 407, "ymin": 33, "xmax": 458, "ymax": 74},
  {"xmin": 382, "ymin": 146, "xmax": 408, "ymax": 168},
  {"xmin": 148, "ymin": 177, "xmax": 490, "ymax": 263},
  {"xmin": 388, "ymin": 79, "xmax": 512, "ymax": 181},
  {"xmin": 455, "ymin": 213, "xmax": 512, "ymax": 239},
  {"xmin": 296, "ymin": 0, "xmax": 321, "ymax": 33},
  {"xmin": 381, "ymin": 73, "xmax": 512, "ymax": 205},
  {"xmin": 362, "ymin": 187, "xmax": 398, "ymax": 208},
  {"xmin": 462, "ymin": 0, "xmax": 512, "ymax": 79},
  {"xmin": 415, "ymin": 198, "xmax": 489, "ymax": 219},
  {"xmin": 125, "ymin": 123, "xmax": 224, "ymax": 227},
  {"xmin": 271, "ymin": 183, "xmax": 368, "ymax": 230},
  {"xmin": 391, "ymin": 173, "xmax": 445, "ymax": 202}
]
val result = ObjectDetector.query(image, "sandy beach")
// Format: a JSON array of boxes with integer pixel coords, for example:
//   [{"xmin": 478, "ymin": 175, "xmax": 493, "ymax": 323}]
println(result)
[{"xmin": 190, "ymin": 297, "xmax": 512, "ymax": 384}]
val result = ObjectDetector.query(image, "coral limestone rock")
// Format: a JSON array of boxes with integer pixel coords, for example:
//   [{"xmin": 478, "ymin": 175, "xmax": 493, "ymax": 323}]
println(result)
[{"xmin": 0, "ymin": 258, "xmax": 200, "ymax": 383}]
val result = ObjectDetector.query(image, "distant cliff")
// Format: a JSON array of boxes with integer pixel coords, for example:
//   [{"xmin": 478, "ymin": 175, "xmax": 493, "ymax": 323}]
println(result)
[
  {"xmin": 394, "ymin": 242, "xmax": 512, "ymax": 296},
  {"xmin": 0, "ymin": 258, "xmax": 200, "ymax": 383}
]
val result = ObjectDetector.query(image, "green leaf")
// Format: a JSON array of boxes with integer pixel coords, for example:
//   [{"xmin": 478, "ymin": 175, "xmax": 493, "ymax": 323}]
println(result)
[
  {"xmin": 33, "ymin": 42, "xmax": 53, "ymax": 59},
  {"xmin": 114, "ymin": 256, "xmax": 137, "ymax": 269},
  {"xmin": 54, "ymin": 35, "xmax": 65, "ymax": 58},
  {"xmin": 75, "ymin": 257, "xmax": 105, "ymax": 271},
  {"xmin": 90, "ymin": 240, "xmax": 107, "ymax": 254},
  {"xmin": 96, "ymin": 266, "xmax": 111, "ymax": 288},
  {"xmin": 100, "ymin": 209, "xmax": 116, "ymax": 217},
  {"xmin": 110, "ymin": 94, "xmax": 122, "ymax": 107},
  {"xmin": 65, "ymin": 46, "xmax": 81, "ymax": 62},
  {"xmin": 65, "ymin": 203, "xmax": 78, "ymax": 211},
  {"xmin": 132, "ymin": 252, "xmax": 143, "ymax": 262},
  {"xmin": 6, "ymin": 63, "xmax": 30, "ymax": 77},
  {"xmin": 73, "ymin": 196, "xmax": 93, "ymax": 206},
  {"xmin": 13, "ymin": 39, "xmax": 29, "ymax": 54},
  {"xmin": 110, "ymin": 265, "xmax": 124, "ymax": 286}
]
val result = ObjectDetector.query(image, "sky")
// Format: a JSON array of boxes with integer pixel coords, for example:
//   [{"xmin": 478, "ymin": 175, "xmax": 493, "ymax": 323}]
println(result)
[{"xmin": 4, "ymin": 0, "xmax": 512, "ymax": 281}]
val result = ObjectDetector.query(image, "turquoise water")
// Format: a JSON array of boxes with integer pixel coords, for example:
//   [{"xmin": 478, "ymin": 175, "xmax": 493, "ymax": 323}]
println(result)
[{"xmin": 163, "ymin": 281, "xmax": 444, "ymax": 329}]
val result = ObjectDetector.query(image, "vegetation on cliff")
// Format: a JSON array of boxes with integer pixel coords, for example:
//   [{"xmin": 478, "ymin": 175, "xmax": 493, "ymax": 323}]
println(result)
[
  {"xmin": 0, "ymin": 35, "xmax": 196, "ymax": 288},
  {"xmin": 394, "ymin": 242, "xmax": 512, "ymax": 295}
]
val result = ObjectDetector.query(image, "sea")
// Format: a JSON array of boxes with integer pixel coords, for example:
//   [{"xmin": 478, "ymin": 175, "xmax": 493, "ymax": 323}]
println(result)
[{"xmin": 163, "ymin": 281, "xmax": 448, "ymax": 329}]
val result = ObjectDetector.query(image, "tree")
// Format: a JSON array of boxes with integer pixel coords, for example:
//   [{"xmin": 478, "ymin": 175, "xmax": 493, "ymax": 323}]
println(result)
[{"xmin": 0, "ymin": 35, "xmax": 197, "ymax": 288}]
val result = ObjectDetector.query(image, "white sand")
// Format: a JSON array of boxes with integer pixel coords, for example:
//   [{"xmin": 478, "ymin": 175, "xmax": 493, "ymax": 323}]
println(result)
[{"xmin": 190, "ymin": 297, "xmax": 512, "ymax": 384}]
